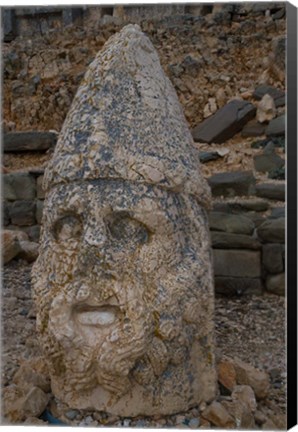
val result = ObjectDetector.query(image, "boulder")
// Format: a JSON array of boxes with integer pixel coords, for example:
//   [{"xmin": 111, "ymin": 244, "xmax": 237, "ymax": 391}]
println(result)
[
  {"xmin": 217, "ymin": 359, "xmax": 237, "ymax": 392},
  {"xmin": 8, "ymin": 200, "xmax": 36, "ymax": 226},
  {"xmin": 3, "ymin": 172, "xmax": 36, "ymax": 201},
  {"xmin": 213, "ymin": 250, "xmax": 261, "ymax": 278},
  {"xmin": 209, "ymin": 212, "xmax": 255, "ymax": 235},
  {"xmin": 2, "ymin": 230, "xmax": 21, "ymax": 264},
  {"xmin": 211, "ymin": 232, "xmax": 261, "ymax": 250},
  {"xmin": 257, "ymin": 218, "xmax": 285, "ymax": 243},
  {"xmin": 3, "ymin": 385, "xmax": 49, "ymax": 423},
  {"xmin": 12, "ymin": 358, "xmax": 51, "ymax": 393},
  {"xmin": 221, "ymin": 399, "xmax": 255, "ymax": 429},
  {"xmin": 262, "ymin": 243, "xmax": 284, "ymax": 273},
  {"xmin": 192, "ymin": 100, "xmax": 256, "ymax": 144},
  {"xmin": 256, "ymin": 183, "xmax": 285, "ymax": 201},
  {"xmin": 266, "ymin": 273, "xmax": 285, "ymax": 295},
  {"xmin": 3, "ymin": 131, "xmax": 57, "ymax": 152},
  {"xmin": 202, "ymin": 401, "xmax": 235, "ymax": 428},
  {"xmin": 265, "ymin": 114, "xmax": 285, "ymax": 137},
  {"xmin": 231, "ymin": 385, "xmax": 257, "ymax": 413},
  {"xmin": 232, "ymin": 358, "xmax": 270, "ymax": 400},
  {"xmin": 208, "ymin": 171, "xmax": 256, "ymax": 197}
]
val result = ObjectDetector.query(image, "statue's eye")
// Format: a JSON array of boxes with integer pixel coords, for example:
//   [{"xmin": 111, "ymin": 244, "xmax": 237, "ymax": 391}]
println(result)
[
  {"xmin": 53, "ymin": 215, "xmax": 83, "ymax": 241},
  {"xmin": 107, "ymin": 212, "xmax": 149, "ymax": 244}
]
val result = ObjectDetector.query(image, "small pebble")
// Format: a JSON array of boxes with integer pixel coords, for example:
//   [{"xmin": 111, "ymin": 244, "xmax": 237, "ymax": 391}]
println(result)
[
  {"xmin": 188, "ymin": 418, "xmax": 200, "ymax": 428},
  {"xmin": 123, "ymin": 418, "xmax": 131, "ymax": 427},
  {"xmin": 65, "ymin": 409, "xmax": 79, "ymax": 420}
]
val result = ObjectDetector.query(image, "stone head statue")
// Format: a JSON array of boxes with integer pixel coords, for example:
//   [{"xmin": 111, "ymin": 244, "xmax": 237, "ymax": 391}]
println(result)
[{"xmin": 32, "ymin": 24, "xmax": 216, "ymax": 416}]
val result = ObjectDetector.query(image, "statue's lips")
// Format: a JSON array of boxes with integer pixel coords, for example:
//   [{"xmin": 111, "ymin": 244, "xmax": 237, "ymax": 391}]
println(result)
[{"xmin": 73, "ymin": 304, "xmax": 120, "ymax": 327}]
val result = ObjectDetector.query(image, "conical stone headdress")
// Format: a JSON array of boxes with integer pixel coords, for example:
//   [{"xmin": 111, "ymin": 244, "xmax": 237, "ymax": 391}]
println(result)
[{"xmin": 43, "ymin": 24, "xmax": 211, "ymax": 208}]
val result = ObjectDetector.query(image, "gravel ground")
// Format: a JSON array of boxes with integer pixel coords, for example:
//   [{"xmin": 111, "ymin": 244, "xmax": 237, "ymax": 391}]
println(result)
[{"xmin": 1, "ymin": 260, "xmax": 286, "ymax": 427}]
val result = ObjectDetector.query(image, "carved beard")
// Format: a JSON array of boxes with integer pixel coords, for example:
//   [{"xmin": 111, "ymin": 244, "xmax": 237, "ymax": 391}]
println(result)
[{"xmin": 35, "ymin": 256, "xmax": 154, "ymax": 396}]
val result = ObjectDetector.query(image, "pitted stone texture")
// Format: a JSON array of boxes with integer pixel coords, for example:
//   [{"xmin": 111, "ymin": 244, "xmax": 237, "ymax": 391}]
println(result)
[
  {"xmin": 43, "ymin": 24, "xmax": 211, "ymax": 209},
  {"xmin": 32, "ymin": 25, "xmax": 216, "ymax": 417}
]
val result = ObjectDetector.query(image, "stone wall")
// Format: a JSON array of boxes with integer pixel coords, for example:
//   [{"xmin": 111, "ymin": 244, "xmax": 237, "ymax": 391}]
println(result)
[{"xmin": 3, "ymin": 165, "xmax": 285, "ymax": 297}]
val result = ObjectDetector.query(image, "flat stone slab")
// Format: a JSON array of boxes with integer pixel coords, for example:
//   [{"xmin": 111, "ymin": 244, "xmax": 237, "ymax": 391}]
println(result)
[
  {"xmin": 215, "ymin": 277, "xmax": 263, "ymax": 296},
  {"xmin": 209, "ymin": 212, "xmax": 255, "ymax": 235},
  {"xmin": 199, "ymin": 151, "xmax": 221, "ymax": 163},
  {"xmin": 241, "ymin": 119, "xmax": 266, "ymax": 138},
  {"xmin": 213, "ymin": 249, "xmax": 261, "ymax": 278},
  {"xmin": 192, "ymin": 100, "xmax": 256, "ymax": 144},
  {"xmin": 3, "ymin": 173, "xmax": 36, "ymax": 201},
  {"xmin": 253, "ymin": 85, "xmax": 285, "ymax": 102},
  {"xmin": 213, "ymin": 199, "xmax": 269, "ymax": 213},
  {"xmin": 208, "ymin": 171, "xmax": 256, "ymax": 197},
  {"xmin": 257, "ymin": 218, "xmax": 285, "ymax": 243},
  {"xmin": 265, "ymin": 114, "xmax": 285, "ymax": 137},
  {"xmin": 254, "ymin": 152, "xmax": 284, "ymax": 173},
  {"xmin": 4, "ymin": 132, "xmax": 57, "ymax": 152},
  {"xmin": 256, "ymin": 183, "xmax": 285, "ymax": 201},
  {"xmin": 211, "ymin": 232, "xmax": 261, "ymax": 250}
]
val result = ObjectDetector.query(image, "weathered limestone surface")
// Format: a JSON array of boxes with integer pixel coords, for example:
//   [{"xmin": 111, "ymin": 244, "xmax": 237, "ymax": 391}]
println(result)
[{"xmin": 32, "ymin": 25, "xmax": 216, "ymax": 417}]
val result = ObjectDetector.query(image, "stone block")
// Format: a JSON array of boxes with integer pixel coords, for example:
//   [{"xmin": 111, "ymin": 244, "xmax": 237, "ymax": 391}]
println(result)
[
  {"xmin": 4, "ymin": 132, "xmax": 57, "ymax": 152},
  {"xmin": 266, "ymin": 273, "xmax": 285, "ymax": 295},
  {"xmin": 209, "ymin": 212, "xmax": 255, "ymax": 235},
  {"xmin": 3, "ymin": 202, "xmax": 10, "ymax": 226},
  {"xmin": 2, "ymin": 230, "xmax": 22, "ymax": 264},
  {"xmin": 213, "ymin": 249, "xmax": 261, "ymax": 278},
  {"xmin": 214, "ymin": 276, "xmax": 263, "ymax": 296},
  {"xmin": 36, "ymin": 200, "xmax": 44, "ymax": 224},
  {"xmin": 8, "ymin": 201, "xmax": 36, "ymax": 226},
  {"xmin": 262, "ymin": 243, "xmax": 283, "ymax": 273},
  {"xmin": 208, "ymin": 171, "xmax": 256, "ymax": 197},
  {"xmin": 192, "ymin": 100, "xmax": 256, "ymax": 144},
  {"xmin": 36, "ymin": 176, "xmax": 45, "ymax": 199},
  {"xmin": 257, "ymin": 218, "xmax": 285, "ymax": 243},
  {"xmin": 211, "ymin": 232, "xmax": 261, "ymax": 250},
  {"xmin": 3, "ymin": 173, "xmax": 36, "ymax": 201},
  {"xmin": 269, "ymin": 207, "xmax": 285, "ymax": 219},
  {"xmin": 256, "ymin": 183, "xmax": 285, "ymax": 201},
  {"xmin": 213, "ymin": 199, "xmax": 269, "ymax": 213}
]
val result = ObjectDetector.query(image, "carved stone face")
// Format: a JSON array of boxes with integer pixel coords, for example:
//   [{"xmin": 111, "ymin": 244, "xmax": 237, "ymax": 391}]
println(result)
[{"xmin": 32, "ymin": 180, "xmax": 216, "ymax": 416}]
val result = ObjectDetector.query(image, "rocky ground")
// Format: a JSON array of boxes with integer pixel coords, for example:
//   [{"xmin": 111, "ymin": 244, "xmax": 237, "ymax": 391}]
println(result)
[{"xmin": 1, "ymin": 260, "xmax": 286, "ymax": 428}]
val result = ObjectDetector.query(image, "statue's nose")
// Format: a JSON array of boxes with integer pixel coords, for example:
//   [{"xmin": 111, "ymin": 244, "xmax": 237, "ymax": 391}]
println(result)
[{"xmin": 84, "ymin": 222, "xmax": 108, "ymax": 248}]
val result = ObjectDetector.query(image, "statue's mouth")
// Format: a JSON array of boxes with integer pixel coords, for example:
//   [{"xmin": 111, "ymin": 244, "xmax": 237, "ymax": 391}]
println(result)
[{"xmin": 73, "ymin": 303, "xmax": 121, "ymax": 327}]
